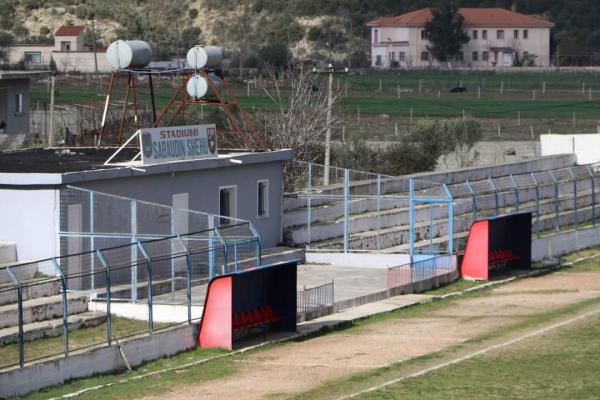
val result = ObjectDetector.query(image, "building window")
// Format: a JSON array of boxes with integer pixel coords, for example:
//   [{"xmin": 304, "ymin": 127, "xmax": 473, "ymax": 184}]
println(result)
[
  {"xmin": 482, "ymin": 51, "xmax": 489, "ymax": 61},
  {"xmin": 218, "ymin": 186, "xmax": 237, "ymax": 225},
  {"xmin": 456, "ymin": 52, "xmax": 464, "ymax": 62},
  {"xmin": 514, "ymin": 29, "xmax": 519, "ymax": 39},
  {"xmin": 15, "ymin": 93, "xmax": 23, "ymax": 113},
  {"xmin": 421, "ymin": 30, "xmax": 427, "ymax": 40},
  {"xmin": 375, "ymin": 55, "xmax": 382, "ymax": 66},
  {"xmin": 497, "ymin": 30, "xmax": 504, "ymax": 40},
  {"xmin": 421, "ymin": 52, "xmax": 430, "ymax": 61},
  {"xmin": 61, "ymin": 41, "xmax": 71, "ymax": 52},
  {"xmin": 523, "ymin": 29, "xmax": 529, "ymax": 39},
  {"xmin": 373, "ymin": 29, "xmax": 379, "ymax": 44},
  {"xmin": 257, "ymin": 180, "xmax": 269, "ymax": 218},
  {"xmin": 482, "ymin": 30, "xmax": 488, "ymax": 40},
  {"xmin": 472, "ymin": 30, "xmax": 478, "ymax": 40},
  {"xmin": 24, "ymin": 52, "xmax": 41, "ymax": 63},
  {"xmin": 472, "ymin": 51, "xmax": 478, "ymax": 61},
  {"xmin": 399, "ymin": 52, "xmax": 405, "ymax": 62},
  {"xmin": 389, "ymin": 51, "xmax": 395, "ymax": 61}
]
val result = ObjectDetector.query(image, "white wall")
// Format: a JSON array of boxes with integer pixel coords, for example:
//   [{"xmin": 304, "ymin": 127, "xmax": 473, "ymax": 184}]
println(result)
[
  {"xmin": 540, "ymin": 134, "xmax": 600, "ymax": 165},
  {"xmin": 0, "ymin": 188, "xmax": 57, "ymax": 262}
]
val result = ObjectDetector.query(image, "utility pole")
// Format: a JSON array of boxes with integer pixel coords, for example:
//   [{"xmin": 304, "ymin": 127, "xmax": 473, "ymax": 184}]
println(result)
[
  {"xmin": 49, "ymin": 76, "xmax": 55, "ymax": 147},
  {"xmin": 91, "ymin": 13, "xmax": 99, "ymax": 93},
  {"xmin": 324, "ymin": 64, "xmax": 334, "ymax": 186}
]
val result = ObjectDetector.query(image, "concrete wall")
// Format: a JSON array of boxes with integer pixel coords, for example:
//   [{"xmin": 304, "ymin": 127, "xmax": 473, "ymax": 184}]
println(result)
[
  {"xmin": 0, "ymin": 188, "xmax": 57, "ymax": 262},
  {"xmin": 0, "ymin": 324, "xmax": 198, "ymax": 398},
  {"xmin": 541, "ymin": 134, "xmax": 600, "ymax": 165},
  {"xmin": 77, "ymin": 161, "xmax": 284, "ymax": 248},
  {"xmin": 52, "ymin": 51, "xmax": 113, "ymax": 73},
  {"xmin": 0, "ymin": 78, "xmax": 31, "ymax": 134},
  {"xmin": 532, "ymin": 225, "xmax": 600, "ymax": 261}
]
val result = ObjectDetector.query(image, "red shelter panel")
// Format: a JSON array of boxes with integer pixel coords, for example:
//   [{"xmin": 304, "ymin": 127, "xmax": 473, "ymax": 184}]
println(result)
[
  {"xmin": 198, "ymin": 276, "xmax": 232, "ymax": 349},
  {"xmin": 461, "ymin": 220, "xmax": 490, "ymax": 280}
]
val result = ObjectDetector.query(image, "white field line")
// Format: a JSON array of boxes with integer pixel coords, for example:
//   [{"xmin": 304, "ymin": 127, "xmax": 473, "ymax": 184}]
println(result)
[
  {"xmin": 48, "ymin": 251, "xmax": 600, "ymax": 399},
  {"xmin": 336, "ymin": 307, "xmax": 600, "ymax": 400}
]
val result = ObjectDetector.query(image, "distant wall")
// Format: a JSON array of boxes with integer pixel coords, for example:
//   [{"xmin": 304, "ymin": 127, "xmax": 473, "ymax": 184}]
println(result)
[{"xmin": 541, "ymin": 134, "xmax": 600, "ymax": 165}]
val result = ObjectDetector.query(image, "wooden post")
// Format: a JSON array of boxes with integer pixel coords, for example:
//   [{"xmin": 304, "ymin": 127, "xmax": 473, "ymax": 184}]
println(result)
[
  {"xmin": 395, "ymin": 121, "xmax": 398, "ymax": 137},
  {"xmin": 589, "ymin": 87, "xmax": 592, "ymax": 101},
  {"xmin": 410, "ymin": 107, "xmax": 413, "ymax": 123},
  {"xmin": 345, "ymin": 81, "xmax": 348, "ymax": 96},
  {"xmin": 418, "ymin": 80, "xmax": 422, "ymax": 93},
  {"xmin": 530, "ymin": 126, "xmax": 536, "ymax": 156},
  {"xmin": 478, "ymin": 86, "xmax": 481, "ymax": 99},
  {"xmin": 397, "ymin": 84, "xmax": 400, "ymax": 98},
  {"xmin": 462, "ymin": 110, "xmax": 466, "ymax": 120},
  {"xmin": 379, "ymin": 79, "xmax": 382, "ymax": 92},
  {"xmin": 500, "ymin": 81, "xmax": 504, "ymax": 94},
  {"xmin": 49, "ymin": 76, "xmax": 55, "ymax": 147},
  {"xmin": 532, "ymin": 90, "xmax": 536, "ymax": 100},
  {"xmin": 518, "ymin": 111, "xmax": 521, "ymax": 126},
  {"xmin": 342, "ymin": 125, "xmax": 346, "ymax": 143},
  {"xmin": 247, "ymin": 81, "xmax": 250, "ymax": 97},
  {"xmin": 437, "ymin": 90, "xmax": 441, "ymax": 98},
  {"xmin": 542, "ymin": 81, "xmax": 546, "ymax": 94},
  {"xmin": 582, "ymin": 82, "xmax": 586, "ymax": 95},
  {"xmin": 573, "ymin": 112, "xmax": 577, "ymax": 129},
  {"xmin": 357, "ymin": 107, "xmax": 360, "ymax": 122}
]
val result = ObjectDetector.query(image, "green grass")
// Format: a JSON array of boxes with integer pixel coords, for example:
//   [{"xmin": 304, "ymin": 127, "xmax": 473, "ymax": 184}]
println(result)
[
  {"xmin": 424, "ymin": 279, "xmax": 484, "ymax": 296},
  {"xmin": 0, "ymin": 317, "xmax": 170, "ymax": 370}
]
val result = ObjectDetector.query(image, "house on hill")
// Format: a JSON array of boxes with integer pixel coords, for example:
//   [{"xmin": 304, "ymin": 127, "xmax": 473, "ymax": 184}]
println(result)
[
  {"xmin": 6, "ymin": 25, "xmax": 112, "ymax": 73},
  {"xmin": 367, "ymin": 8, "xmax": 554, "ymax": 68}
]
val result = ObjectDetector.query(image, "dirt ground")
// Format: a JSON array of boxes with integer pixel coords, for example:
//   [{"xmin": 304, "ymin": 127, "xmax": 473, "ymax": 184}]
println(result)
[{"xmin": 141, "ymin": 268, "xmax": 600, "ymax": 400}]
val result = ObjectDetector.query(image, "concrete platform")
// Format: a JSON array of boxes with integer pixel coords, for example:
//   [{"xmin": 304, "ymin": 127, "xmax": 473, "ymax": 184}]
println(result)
[{"xmin": 0, "ymin": 293, "xmax": 88, "ymax": 329}]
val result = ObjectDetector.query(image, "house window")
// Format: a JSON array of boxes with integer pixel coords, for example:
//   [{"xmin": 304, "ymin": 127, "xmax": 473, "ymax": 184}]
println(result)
[
  {"xmin": 257, "ymin": 180, "xmax": 269, "ymax": 218},
  {"xmin": 375, "ymin": 55, "xmax": 382, "ymax": 66},
  {"xmin": 482, "ymin": 51, "xmax": 489, "ymax": 61},
  {"xmin": 421, "ymin": 52, "xmax": 430, "ymax": 61},
  {"xmin": 497, "ymin": 30, "xmax": 504, "ymax": 40},
  {"xmin": 482, "ymin": 30, "xmax": 488, "ymax": 40},
  {"xmin": 373, "ymin": 29, "xmax": 379, "ymax": 44},
  {"xmin": 61, "ymin": 41, "xmax": 71, "ymax": 51},
  {"xmin": 523, "ymin": 29, "xmax": 529, "ymax": 39},
  {"xmin": 218, "ymin": 186, "xmax": 237, "ymax": 225},
  {"xmin": 472, "ymin": 51, "xmax": 478, "ymax": 61},
  {"xmin": 456, "ymin": 52, "xmax": 464, "ymax": 62},
  {"xmin": 472, "ymin": 30, "xmax": 478, "ymax": 40},
  {"xmin": 24, "ymin": 52, "xmax": 41, "ymax": 63},
  {"xmin": 421, "ymin": 30, "xmax": 427, "ymax": 40},
  {"xmin": 399, "ymin": 52, "xmax": 405, "ymax": 62},
  {"xmin": 389, "ymin": 51, "xmax": 395, "ymax": 61},
  {"xmin": 15, "ymin": 93, "xmax": 23, "ymax": 113},
  {"xmin": 514, "ymin": 29, "xmax": 519, "ymax": 39}
]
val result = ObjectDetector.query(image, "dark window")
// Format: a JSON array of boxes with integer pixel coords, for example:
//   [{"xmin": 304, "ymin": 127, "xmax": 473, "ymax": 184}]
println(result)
[
  {"xmin": 421, "ymin": 52, "xmax": 430, "ymax": 61},
  {"xmin": 514, "ymin": 29, "xmax": 519, "ymax": 39},
  {"xmin": 374, "ymin": 29, "xmax": 379, "ymax": 44},
  {"xmin": 219, "ymin": 186, "xmax": 237, "ymax": 225},
  {"xmin": 497, "ymin": 30, "xmax": 504, "ymax": 40},
  {"xmin": 24, "ymin": 52, "xmax": 41, "ymax": 63},
  {"xmin": 523, "ymin": 29, "xmax": 529, "ymax": 39},
  {"xmin": 421, "ymin": 30, "xmax": 427, "ymax": 40},
  {"xmin": 482, "ymin": 30, "xmax": 488, "ymax": 40},
  {"xmin": 472, "ymin": 30, "xmax": 478, "ymax": 40},
  {"xmin": 61, "ymin": 41, "xmax": 71, "ymax": 51},
  {"xmin": 15, "ymin": 93, "xmax": 23, "ymax": 113},
  {"xmin": 389, "ymin": 51, "xmax": 395, "ymax": 61},
  {"xmin": 482, "ymin": 51, "xmax": 489, "ymax": 61},
  {"xmin": 472, "ymin": 51, "xmax": 478, "ymax": 61},
  {"xmin": 375, "ymin": 55, "xmax": 382, "ymax": 65},
  {"xmin": 257, "ymin": 180, "xmax": 269, "ymax": 217},
  {"xmin": 399, "ymin": 52, "xmax": 405, "ymax": 62}
]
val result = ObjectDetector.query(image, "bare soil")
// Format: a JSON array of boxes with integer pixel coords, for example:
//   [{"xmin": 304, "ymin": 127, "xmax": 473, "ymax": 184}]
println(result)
[{"xmin": 142, "ymin": 268, "xmax": 600, "ymax": 400}]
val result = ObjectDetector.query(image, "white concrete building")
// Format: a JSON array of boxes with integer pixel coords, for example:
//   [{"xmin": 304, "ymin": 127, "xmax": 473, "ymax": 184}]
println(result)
[
  {"xmin": 7, "ymin": 25, "xmax": 112, "ymax": 73},
  {"xmin": 367, "ymin": 8, "xmax": 554, "ymax": 68}
]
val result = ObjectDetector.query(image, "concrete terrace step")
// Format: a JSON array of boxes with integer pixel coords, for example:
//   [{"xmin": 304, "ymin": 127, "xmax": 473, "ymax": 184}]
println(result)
[
  {"xmin": 0, "ymin": 279, "xmax": 61, "ymax": 307},
  {"xmin": 0, "ymin": 242, "xmax": 17, "ymax": 265},
  {"xmin": 0, "ymin": 311, "xmax": 106, "ymax": 346},
  {"xmin": 296, "ymin": 188, "xmax": 596, "ymax": 248},
  {"xmin": 0, "ymin": 261, "xmax": 38, "ymax": 285},
  {"xmin": 0, "ymin": 293, "xmax": 88, "ymax": 329}
]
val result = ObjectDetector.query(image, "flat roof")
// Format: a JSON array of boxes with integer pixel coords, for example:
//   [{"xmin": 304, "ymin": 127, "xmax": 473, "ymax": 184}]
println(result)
[
  {"xmin": 0, "ymin": 147, "xmax": 293, "ymax": 186},
  {"xmin": 0, "ymin": 70, "xmax": 54, "ymax": 80}
]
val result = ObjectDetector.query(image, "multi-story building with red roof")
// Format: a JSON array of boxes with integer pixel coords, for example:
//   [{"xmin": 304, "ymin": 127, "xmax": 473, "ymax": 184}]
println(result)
[{"xmin": 367, "ymin": 8, "xmax": 554, "ymax": 68}]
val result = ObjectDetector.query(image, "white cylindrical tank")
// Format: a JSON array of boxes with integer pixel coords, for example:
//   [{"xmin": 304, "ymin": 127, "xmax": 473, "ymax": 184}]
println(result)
[
  {"xmin": 106, "ymin": 40, "xmax": 153, "ymax": 69},
  {"xmin": 186, "ymin": 46, "xmax": 223, "ymax": 69},
  {"xmin": 186, "ymin": 74, "xmax": 224, "ymax": 99}
]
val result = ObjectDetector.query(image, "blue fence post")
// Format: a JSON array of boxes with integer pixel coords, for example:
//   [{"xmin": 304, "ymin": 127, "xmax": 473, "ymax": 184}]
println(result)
[
  {"xmin": 96, "ymin": 250, "xmax": 112, "ymax": 345},
  {"xmin": 587, "ymin": 165, "xmax": 596, "ymax": 226},
  {"xmin": 549, "ymin": 170, "xmax": 560, "ymax": 232},
  {"xmin": 5, "ymin": 266, "xmax": 24, "ymax": 367},
  {"xmin": 568, "ymin": 168, "xmax": 578, "ymax": 228},
  {"xmin": 510, "ymin": 174, "xmax": 519, "ymax": 213},
  {"xmin": 51, "ymin": 258, "xmax": 69, "ymax": 356},
  {"xmin": 466, "ymin": 179, "xmax": 477, "ymax": 222},
  {"xmin": 443, "ymin": 184, "xmax": 454, "ymax": 253},
  {"xmin": 488, "ymin": 177, "xmax": 499, "ymax": 215},
  {"xmin": 208, "ymin": 216, "xmax": 216, "ymax": 279},
  {"xmin": 429, "ymin": 203, "xmax": 433, "ymax": 253},
  {"xmin": 176, "ymin": 235, "xmax": 192, "ymax": 324},
  {"xmin": 530, "ymin": 172, "xmax": 541, "ymax": 238},
  {"xmin": 409, "ymin": 178, "xmax": 415, "ymax": 258},
  {"xmin": 343, "ymin": 168, "xmax": 349, "ymax": 253},
  {"xmin": 136, "ymin": 242, "xmax": 153, "ymax": 335},
  {"xmin": 376, "ymin": 174, "xmax": 381, "ymax": 250},
  {"xmin": 248, "ymin": 223, "xmax": 262, "ymax": 266}
]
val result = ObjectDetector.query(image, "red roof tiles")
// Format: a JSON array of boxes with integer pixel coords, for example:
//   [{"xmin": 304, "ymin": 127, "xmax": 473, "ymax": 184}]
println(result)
[
  {"xmin": 55, "ymin": 25, "xmax": 86, "ymax": 37},
  {"xmin": 367, "ymin": 8, "xmax": 554, "ymax": 28}
]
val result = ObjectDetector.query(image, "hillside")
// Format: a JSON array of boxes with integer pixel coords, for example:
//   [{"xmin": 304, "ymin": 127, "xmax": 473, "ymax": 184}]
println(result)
[{"xmin": 1, "ymin": 0, "xmax": 599, "ymax": 66}]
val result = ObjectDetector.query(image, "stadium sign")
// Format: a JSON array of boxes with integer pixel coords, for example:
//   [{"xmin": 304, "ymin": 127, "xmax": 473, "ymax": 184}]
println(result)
[{"xmin": 140, "ymin": 124, "xmax": 218, "ymax": 165}]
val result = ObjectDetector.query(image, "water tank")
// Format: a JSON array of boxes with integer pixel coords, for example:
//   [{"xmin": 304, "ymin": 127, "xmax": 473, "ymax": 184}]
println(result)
[
  {"xmin": 106, "ymin": 40, "xmax": 152, "ymax": 69},
  {"xmin": 186, "ymin": 46, "xmax": 222, "ymax": 69},
  {"xmin": 186, "ymin": 73, "xmax": 224, "ymax": 99}
]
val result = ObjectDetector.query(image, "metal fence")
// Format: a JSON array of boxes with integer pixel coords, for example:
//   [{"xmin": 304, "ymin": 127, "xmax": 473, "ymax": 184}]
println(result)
[
  {"xmin": 0, "ymin": 226, "xmax": 260, "ymax": 371},
  {"xmin": 387, "ymin": 254, "xmax": 458, "ymax": 289},
  {"xmin": 284, "ymin": 161, "xmax": 600, "ymax": 255},
  {"xmin": 297, "ymin": 280, "xmax": 335, "ymax": 316}
]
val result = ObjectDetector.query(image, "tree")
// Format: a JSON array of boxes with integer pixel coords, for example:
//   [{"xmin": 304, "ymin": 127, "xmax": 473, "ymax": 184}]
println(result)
[
  {"xmin": 423, "ymin": 2, "xmax": 470, "ymax": 64},
  {"xmin": 442, "ymin": 117, "xmax": 482, "ymax": 168}
]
